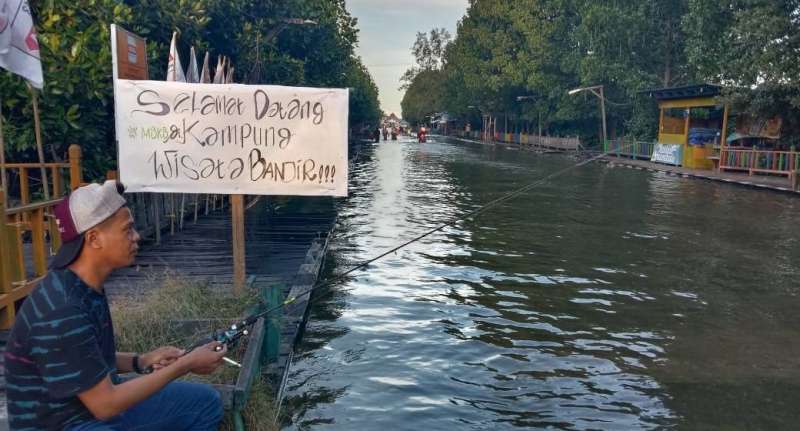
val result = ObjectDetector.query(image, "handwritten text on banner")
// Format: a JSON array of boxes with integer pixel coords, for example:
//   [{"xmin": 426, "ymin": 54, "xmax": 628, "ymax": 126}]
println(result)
[{"xmin": 115, "ymin": 80, "xmax": 349, "ymax": 196}]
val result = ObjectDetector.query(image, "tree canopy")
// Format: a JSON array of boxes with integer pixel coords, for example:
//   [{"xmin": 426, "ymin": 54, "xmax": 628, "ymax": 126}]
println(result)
[{"xmin": 402, "ymin": 0, "xmax": 798, "ymax": 144}]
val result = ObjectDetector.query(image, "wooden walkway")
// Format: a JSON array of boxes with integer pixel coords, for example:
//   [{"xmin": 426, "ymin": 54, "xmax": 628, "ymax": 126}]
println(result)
[
  {"xmin": 0, "ymin": 196, "xmax": 337, "ymax": 429},
  {"xmin": 105, "ymin": 197, "xmax": 336, "ymax": 298},
  {"xmin": 601, "ymin": 156, "xmax": 800, "ymax": 195}
]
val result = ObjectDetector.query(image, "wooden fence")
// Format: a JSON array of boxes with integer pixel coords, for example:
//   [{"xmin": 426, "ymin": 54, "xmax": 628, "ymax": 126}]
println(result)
[
  {"xmin": 0, "ymin": 145, "xmax": 227, "ymax": 329},
  {"xmin": 0, "ymin": 145, "xmax": 82, "ymax": 328}
]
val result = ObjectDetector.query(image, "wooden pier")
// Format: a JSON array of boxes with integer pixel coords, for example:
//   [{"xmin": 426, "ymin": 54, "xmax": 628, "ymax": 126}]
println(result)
[{"xmin": 0, "ymin": 196, "xmax": 337, "ymax": 430}]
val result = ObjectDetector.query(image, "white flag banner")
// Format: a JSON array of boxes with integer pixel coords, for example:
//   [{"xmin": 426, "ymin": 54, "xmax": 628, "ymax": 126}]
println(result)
[
  {"xmin": 166, "ymin": 31, "xmax": 185, "ymax": 82},
  {"xmin": 213, "ymin": 55, "xmax": 224, "ymax": 84},
  {"xmin": 186, "ymin": 46, "xmax": 199, "ymax": 83},
  {"xmin": 114, "ymin": 80, "xmax": 349, "ymax": 196},
  {"xmin": 199, "ymin": 51, "xmax": 210, "ymax": 83},
  {"xmin": 0, "ymin": 0, "xmax": 43, "ymax": 88}
]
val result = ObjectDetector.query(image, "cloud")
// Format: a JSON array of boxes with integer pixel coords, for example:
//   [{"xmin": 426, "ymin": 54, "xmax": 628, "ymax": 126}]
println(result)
[
  {"xmin": 348, "ymin": 0, "xmax": 468, "ymax": 14},
  {"xmin": 347, "ymin": 0, "xmax": 469, "ymax": 114}
]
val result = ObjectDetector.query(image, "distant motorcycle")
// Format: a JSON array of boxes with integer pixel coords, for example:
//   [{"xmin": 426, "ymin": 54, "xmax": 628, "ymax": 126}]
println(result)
[{"xmin": 417, "ymin": 127, "xmax": 427, "ymax": 143}]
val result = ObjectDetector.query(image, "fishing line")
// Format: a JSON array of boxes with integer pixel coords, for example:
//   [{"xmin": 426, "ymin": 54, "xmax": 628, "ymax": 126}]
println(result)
[{"xmin": 188, "ymin": 139, "xmax": 638, "ymax": 353}]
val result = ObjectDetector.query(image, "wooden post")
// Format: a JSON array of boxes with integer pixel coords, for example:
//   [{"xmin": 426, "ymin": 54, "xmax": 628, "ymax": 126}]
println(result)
[
  {"xmin": 179, "ymin": 193, "xmax": 186, "ymax": 230},
  {"xmin": 19, "ymin": 168, "xmax": 29, "ymax": 205},
  {"xmin": 231, "ymin": 194, "xmax": 246, "ymax": 293},
  {"xmin": 683, "ymin": 107, "xmax": 691, "ymax": 167},
  {"xmin": 263, "ymin": 284, "xmax": 282, "ymax": 364},
  {"xmin": 0, "ymin": 189, "xmax": 15, "ymax": 328},
  {"xmin": 0, "ymin": 99, "xmax": 7, "ymax": 208},
  {"xmin": 51, "ymin": 166, "xmax": 61, "ymax": 198},
  {"xmin": 153, "ymin": 195, "xmax": 161, "ymax": 245},
  {"xmin": 599, "ymin": 86, "xmax": 607, "ymax": 147},
  {"xmin": 718, "ymin": 104, "xmax": 730, "ymax": 173},
  {"xmin": 0, "ymin": 189, "xmax": 10, "ymax": 292},
  {"xmin": 169, "ymin": 194, "xmax": 175, "ymax": 236},
  {"xmin": 14, "ymin": 214, "xmax": 24, "ymax": 278},
  {"xmin": 68, "ymin": 145, "xmax": 82, "ymax": 190},
  {"xmin": 31, "ymin": 208, "xmax": 46, "ymax": 276}
]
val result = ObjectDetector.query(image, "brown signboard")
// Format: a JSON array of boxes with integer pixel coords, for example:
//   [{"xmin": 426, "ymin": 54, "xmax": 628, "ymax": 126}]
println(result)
[
  {"xmin": 736, "ymin": 115, "xmax": 782, "ymax": 140},
  {"xmin": 114, "ymin": 26, "xmax": 148, "ymax": 80}
]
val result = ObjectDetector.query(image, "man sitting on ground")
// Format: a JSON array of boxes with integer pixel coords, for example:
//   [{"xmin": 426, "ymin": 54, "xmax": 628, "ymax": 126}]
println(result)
[{"xmin": 5, "ymin": 181, "xmax": 227, "ymax": 430}]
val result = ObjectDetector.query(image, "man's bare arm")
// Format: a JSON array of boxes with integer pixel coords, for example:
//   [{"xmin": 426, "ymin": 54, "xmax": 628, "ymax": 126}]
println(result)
[{"xmin": 79, "ymin": 342, "xmax": 225, "ymax": 420}]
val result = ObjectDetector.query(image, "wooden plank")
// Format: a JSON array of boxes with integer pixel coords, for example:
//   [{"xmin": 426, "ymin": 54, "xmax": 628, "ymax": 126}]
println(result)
[
  {"xmin": 0, "ymin": 163, "xmax": 69, "ymax": 169},
  {"xmin": 233, "ymin": 317, "xmax": 265, "ymax": 410},
  {"xmin": 5, "ymin": 198, "xmax": 61, "ymax": 215},
  {"xmin": 51, "ymin": 166, "xmax": 62, "ymax": 198},
  {"xmin": 13, "ymin": 214, "xmax": 24, "ymax": 280},
  {"xmin": 19, "ymin": 167, "xmax": 29, "ymax": 205},
  {"xmin": 30, "ymin": 208, "xmax": 46, "ymax": 276},
  {"xmin": 68, "ymin": 145, "xmax": 82, "ymax": 191},
  {"xmin": 0, "ymin": 277, "xmax": 40, "ymax": 329},
  {"xmin": 0, "ymin": 191, "xmax": 11, "ymax": 296},
  {"xmin": 231, "ymin": 195, "xmax": 246, "ymax": 293}
]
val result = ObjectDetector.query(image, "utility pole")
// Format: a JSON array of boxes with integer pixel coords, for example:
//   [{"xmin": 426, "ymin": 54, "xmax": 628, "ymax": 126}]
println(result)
[{"xmin": 568, "ymin": 85, "xmax": 607, "ymax": 146}]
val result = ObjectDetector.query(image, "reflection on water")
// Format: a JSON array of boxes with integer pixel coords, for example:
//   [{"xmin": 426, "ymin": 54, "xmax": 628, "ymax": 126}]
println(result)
[{"xmin": 282, "ymin": 137, "xmax": 800, "ymax": 430}]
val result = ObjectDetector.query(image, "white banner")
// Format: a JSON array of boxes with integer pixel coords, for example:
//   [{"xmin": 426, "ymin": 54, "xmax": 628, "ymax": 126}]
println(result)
[
  {"xmin": 651, "ymin": 143, "xmax": 683, "ymax": 166},
  {"xmin": 114, "ymin": 80, "xmax": 349, "ymax": 196},
  {"xmin": 0, "ymin": 0, "xmax": 43, "ymax": 88}
]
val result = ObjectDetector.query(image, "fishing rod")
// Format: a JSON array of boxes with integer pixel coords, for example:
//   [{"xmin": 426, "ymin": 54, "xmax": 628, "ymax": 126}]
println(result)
[{"xmin": 166, "ymin": 141, "xmax": 635, "ymax": 367}]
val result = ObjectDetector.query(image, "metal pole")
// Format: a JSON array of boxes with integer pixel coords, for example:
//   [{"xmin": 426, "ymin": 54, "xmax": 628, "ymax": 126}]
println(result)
[
  {"xmin": 599, "ymin": 86, "xmax": 608, "ymax": 146},
  {"xmin": 29, "ymin": 85, "xmax": 50, "ymax": 200}
]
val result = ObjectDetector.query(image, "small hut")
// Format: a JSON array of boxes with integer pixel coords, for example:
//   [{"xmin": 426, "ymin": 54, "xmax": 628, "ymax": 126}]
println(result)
[{"xmin": 643, "ymin": 84, "xmax": 730, "ymax": 169}]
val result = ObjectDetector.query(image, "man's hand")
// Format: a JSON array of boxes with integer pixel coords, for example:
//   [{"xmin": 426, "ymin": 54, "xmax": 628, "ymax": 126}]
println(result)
[
  {"xmin": 177, "ymin": 341, "xmax": 227, "ymax": 375},
  {"xmin": 141, "ymin": 346, "xmax": 184, "ymax": 372}
]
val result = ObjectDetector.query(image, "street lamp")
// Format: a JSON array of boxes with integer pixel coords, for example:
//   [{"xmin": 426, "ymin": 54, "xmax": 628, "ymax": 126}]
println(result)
[
  {"xmin": 568, "ymin": 85, "xmax": 607, "ymax": 145},
  {"xmin": 467, "ymin": 105, "xmax": 490, "ymax": 142},
  {"xmin": 515, "ymin": 95, "xmax": 542, "ymax": 138}
]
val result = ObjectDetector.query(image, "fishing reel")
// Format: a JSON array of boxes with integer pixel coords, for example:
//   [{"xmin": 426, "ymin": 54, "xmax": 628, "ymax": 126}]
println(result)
[{"xmin": 186, "ymin": 323, "xmax": 250, "ymax": 353}]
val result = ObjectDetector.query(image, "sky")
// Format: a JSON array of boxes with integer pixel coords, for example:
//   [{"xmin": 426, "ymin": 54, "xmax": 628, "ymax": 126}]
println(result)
[{"xmin": 346, "ymin": 0, "xmax": 469, "ymax": 118}]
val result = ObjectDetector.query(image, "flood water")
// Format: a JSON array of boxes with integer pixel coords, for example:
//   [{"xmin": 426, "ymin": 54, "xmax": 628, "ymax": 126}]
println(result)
[{"xmin": 283, "ymin": 136, "xmax": 800, "ymax": 430}]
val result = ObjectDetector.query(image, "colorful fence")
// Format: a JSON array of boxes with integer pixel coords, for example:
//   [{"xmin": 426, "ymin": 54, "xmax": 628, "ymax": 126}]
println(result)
[
  {"xmin": 603, "ymin": 140, "xmax": 656, "ymax": 160},
  {"xmin": 452, "ymin": 129, "xmax": 580, "ymax": 151},
  {"xmin": 720, "ymin": 147, "xmax": 799, "ymax": 177}
]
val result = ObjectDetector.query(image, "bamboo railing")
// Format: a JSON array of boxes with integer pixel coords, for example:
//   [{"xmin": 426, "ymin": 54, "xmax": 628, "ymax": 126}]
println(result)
[
  {"xmin": 0, "ymin": 145, "xmax": 228, "ymax": 329},
  {"xmin": 0, "ymin": 145, "xmax": 82, "ymax": 328}
]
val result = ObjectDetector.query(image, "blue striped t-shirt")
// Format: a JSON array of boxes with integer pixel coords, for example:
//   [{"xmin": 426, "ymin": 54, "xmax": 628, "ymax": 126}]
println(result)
[{"xmin": 5, "ymin": 269, "xmax": 117, "ymax": 430}]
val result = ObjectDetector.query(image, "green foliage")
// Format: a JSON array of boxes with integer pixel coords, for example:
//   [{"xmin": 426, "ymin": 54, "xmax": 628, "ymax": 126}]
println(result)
[
  {"xmin": 401, "ymin": 69, "xmax": 447, "ymax": 126},
  {"xmin": 684, "ymin": 0, "xmax": 800, "ymax": 144},
  {"xmin": 408, "ymin": 0, "xmax": 800, "ymax": 145},
  {"xmin": 400, "ymin": 28, "xmax": 452, "ymax": 124},
  {"xmin": 0, "ymin": 0, "xmax": 380, "ymax": 180}
]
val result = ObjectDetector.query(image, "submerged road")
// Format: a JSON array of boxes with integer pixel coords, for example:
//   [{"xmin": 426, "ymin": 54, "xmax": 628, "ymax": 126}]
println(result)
[{"xmin": 283, "ymin": 136, "xmax": 800, "ymax": 430}]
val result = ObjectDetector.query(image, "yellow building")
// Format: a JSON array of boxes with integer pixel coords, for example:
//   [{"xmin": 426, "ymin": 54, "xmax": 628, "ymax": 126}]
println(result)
[{"xmin": 643, "ymin": 84, "xmax": 730, "ymax": 169}]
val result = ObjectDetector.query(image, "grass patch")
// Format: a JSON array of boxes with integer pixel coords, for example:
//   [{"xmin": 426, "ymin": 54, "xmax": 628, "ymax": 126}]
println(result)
[{"xmin": 111, "ymin": 275, "xmax": 280, "ymax": 430}]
